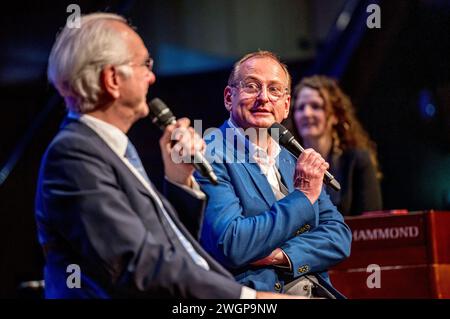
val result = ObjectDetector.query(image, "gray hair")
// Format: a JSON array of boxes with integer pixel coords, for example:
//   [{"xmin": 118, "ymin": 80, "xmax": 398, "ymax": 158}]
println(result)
[
  {"xmin": 47, "ymin": 13, "xmax": 133, "ymax": 113},
  {"xmin": 227, "ymin": 50, "xmax": 291, "ymax": 93}
]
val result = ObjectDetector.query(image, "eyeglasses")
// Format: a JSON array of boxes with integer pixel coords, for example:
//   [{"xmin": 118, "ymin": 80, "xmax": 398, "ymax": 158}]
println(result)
[
  {"xmin": 231, "ymin": 79, "xmax": 289, "ymax": 102},
  {"xmin": 129, "ymin": 57, "xmax": 154, "ymax": 72}
]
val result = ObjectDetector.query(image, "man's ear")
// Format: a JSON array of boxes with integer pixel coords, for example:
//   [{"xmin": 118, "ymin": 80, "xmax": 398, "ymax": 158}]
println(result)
[
  {"xmin": 101, "ymin": 65, "xmax": 120, "ymax": 99},
  {"xmin": 224, "ymin": 86, "xmax": 233, "ymax": 112}
]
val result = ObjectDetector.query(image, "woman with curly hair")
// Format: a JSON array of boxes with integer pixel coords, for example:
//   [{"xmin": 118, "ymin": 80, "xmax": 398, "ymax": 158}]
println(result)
[{"xmin": 289, "ymin": 75, "xmax": 382, "ymax": 216}]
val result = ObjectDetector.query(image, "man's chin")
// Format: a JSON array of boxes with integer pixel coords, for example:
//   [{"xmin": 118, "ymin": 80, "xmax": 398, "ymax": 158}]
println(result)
[
  {"xmin": 249, "ymin": 117, "xmax": 275, "ymax": 128},
  {"xmin": 139, "ymin": 104, "xmax": 150, "ymax": 118}
]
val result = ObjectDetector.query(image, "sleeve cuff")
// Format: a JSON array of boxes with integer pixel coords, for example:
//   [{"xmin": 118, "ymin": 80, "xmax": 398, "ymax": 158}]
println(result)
[
  {"xmin": 165, "ymin": 176, "xmax": 206, "ymax": 200},
  {"xmin": 273, "ymin": 248, "xmax": 293, "ymax": 271},
  {"xmin": 240, "ymin": 286, "xmax": 257, "ymax": 299}
]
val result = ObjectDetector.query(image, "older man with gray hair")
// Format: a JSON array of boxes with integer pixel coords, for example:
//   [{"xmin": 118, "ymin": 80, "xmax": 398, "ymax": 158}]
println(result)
[{"xmin": 36, "ymin": 12, "xmax": 298, "ymax": 299}]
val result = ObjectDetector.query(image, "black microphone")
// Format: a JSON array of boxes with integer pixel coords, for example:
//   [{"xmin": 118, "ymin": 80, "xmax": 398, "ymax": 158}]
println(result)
[
  {"xmin": 148, "ymin": 98, "xmax": 218, "ymax": 185},
  {"xmin": 268, "ymin": 122, "xmax": 341, "ymax": 191}
]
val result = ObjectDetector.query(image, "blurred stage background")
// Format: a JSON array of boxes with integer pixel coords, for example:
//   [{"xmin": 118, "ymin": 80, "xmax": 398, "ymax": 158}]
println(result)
[{"xmin": 0, "ymin": 0, "xmax": 449, "ymax": 297}]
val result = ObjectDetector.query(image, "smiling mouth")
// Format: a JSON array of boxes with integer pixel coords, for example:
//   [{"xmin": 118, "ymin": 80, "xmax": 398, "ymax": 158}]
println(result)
[{"xmin": 251, "ymin": 109, "xmax": 271, "ymax": 114}]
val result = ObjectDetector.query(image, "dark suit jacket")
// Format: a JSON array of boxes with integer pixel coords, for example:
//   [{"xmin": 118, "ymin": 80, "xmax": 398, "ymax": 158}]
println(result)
[
  {"xmin": 326, "ymin": 149, "xmax": 382, "ymax": 216},
  {"xmin": 35, "ymin": 118, "xmax": 242, "ymax": 298},
  {"xmin": 195, "ymin": 121, "xmax": 352, "ymax": 297}
]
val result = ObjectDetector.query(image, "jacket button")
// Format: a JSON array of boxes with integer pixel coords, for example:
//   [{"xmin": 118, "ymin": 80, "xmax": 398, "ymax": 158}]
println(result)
[
  {"xmin": 274, "ymin": 282, "xmax": 282, "ymax": 291},
  {"xmin": 295, "ymin": 224, "xmax": 311, "ymax": 236},
  {"xmin": 298, "ymin": 265, "xmax": 310, "ymax": 274}
]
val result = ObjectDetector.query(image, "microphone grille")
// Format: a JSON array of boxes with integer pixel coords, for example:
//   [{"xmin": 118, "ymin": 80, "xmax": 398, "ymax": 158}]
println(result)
[
  {"xmin": 268, "ymin": 122, "xmax": 293, "ymax": 146},
  {"xmin": 149, "ymin": 98, "xmax": 176, "ymax": 128}
]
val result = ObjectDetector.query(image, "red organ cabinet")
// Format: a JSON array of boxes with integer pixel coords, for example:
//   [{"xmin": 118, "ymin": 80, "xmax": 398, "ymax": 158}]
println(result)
[{"xmin": 329, "ymin": 210, "xmax": 450, "ymax": 298}]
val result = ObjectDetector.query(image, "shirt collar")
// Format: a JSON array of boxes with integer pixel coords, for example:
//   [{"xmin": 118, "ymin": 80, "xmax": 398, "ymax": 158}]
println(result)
[
  {"xmin": 68, "ymin": 111, "xmax": 129, "ymax": 158},
  {"xmin": 227, "ymin": 118, "xmax": 280, "ymax": 169}
]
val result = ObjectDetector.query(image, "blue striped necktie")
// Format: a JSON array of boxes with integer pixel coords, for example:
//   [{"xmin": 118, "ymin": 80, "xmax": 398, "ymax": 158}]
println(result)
[
  {"xmin": 125, "ymin": 141, "xmax": 151, "ymax": 184},
  {"xmin": 124, "ymin": 140, "xmax": 209, "ymax": 270}
]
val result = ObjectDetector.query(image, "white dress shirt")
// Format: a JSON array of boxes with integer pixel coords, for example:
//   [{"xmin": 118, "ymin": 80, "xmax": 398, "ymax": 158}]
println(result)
[
  {"xmin": 227, "ymin": 119, "xmax": 284, "ymax": 196},
  {"xmin": 228, "ymin": 119, "xmax": 293, "ymax": 270},
  {"xmin": 69, "ymin": 112, "xmax": 256, "ymax": 299}
]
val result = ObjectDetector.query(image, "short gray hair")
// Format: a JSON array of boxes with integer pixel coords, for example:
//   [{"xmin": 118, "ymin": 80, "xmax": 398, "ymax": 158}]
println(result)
[
  {"xmin": 47, "ymin": 13, "xmax": 133, "ymax": 113},
  {"xmin": 227, "ymin": 50, "xmax": 291, "ymax": 93}
]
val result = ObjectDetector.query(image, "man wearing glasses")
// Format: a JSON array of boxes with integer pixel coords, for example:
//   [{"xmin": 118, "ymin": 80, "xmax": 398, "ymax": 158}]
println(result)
[
  {"xmin": 195, "ymin": 51, "xmax": 352, "ymax": 298},
  {"xmin": 36, "ymin": 14, "xmax": 299, "ymax": 299}
]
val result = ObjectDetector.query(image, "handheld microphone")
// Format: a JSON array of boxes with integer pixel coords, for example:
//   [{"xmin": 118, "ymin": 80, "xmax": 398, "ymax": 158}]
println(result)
[
  {"xmin": 149, "ymin": 98, "xmax": 218, "ymax": 185},
  {"xmin": 268, "ymin": 122, "xmax": 341, "ymax": 191}
]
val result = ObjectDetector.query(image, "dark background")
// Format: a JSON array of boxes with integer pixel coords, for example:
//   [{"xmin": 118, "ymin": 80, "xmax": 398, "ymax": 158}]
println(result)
[{"xmin": 0, "ymin": 0, "xmax": 449, "ymax": 297}]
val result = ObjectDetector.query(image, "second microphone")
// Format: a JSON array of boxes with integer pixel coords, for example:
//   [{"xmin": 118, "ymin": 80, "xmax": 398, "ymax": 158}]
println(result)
[
  {"xmin": 148, "ymin": 97, "xmax": 219, "ymax": 185},
  {"xmin": 269, "ymin": 122, "xmax": 341, "ymax": 191}
]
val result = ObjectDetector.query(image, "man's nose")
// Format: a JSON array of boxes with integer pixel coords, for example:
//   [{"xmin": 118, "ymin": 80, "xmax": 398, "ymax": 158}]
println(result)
[
  {"xmin": 146, "ymin": 70, "xmax": 156, "ymax": 86},
  {"xmin": 256, "ymin": 86, "xmax": 269, "ymax": 102}
]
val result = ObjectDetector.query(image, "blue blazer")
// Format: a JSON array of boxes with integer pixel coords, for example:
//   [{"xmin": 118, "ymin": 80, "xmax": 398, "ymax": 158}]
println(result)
[
  {"xmin": 35, "ymin": 118, "xmax": 242, "ymax": 298},
  {"xmin": 196, "ymin": 121, "xmax": 352, "ymax": 297}
]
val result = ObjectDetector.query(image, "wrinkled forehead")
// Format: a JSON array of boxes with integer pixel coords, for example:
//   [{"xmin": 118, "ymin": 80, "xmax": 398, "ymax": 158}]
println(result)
[{"xmin": 238, "ymin": 57, "xmax": 289, "ymax": 84}]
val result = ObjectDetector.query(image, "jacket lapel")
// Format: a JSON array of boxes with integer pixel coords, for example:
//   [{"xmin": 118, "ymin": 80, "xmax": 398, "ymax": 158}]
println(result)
[
  {"xmin": 157, "ymin": 190, "xmax": 234, "ymax": 278},
  {"xmin": 277, "ymin": 148, "xmax": 296, "ymax": 192},
  {"xmin": 63, "ymin": 118, "xmax": 162, "ymax": 207},
  {"xmin": 219, "ymin": 122, "xmax": 276, "ymax": 207},
  {"xmin": 241, "ymin": 162, "xmax": 277, "ymax": 206},
  {"xmin": 65, "ymin": 118, "xmax": 234, "ymax": 278}
]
